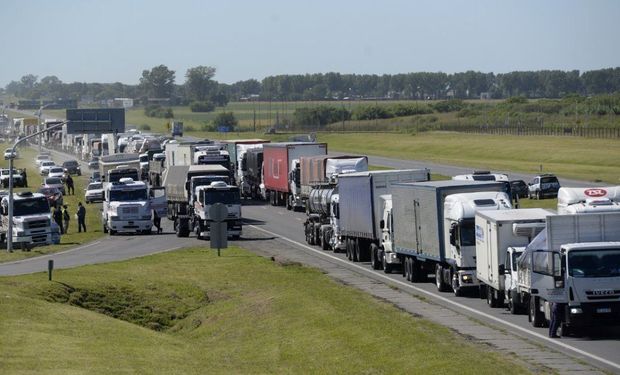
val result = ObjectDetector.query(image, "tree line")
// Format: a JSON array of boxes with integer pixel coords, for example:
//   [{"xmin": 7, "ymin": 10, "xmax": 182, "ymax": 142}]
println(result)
[{"xmin": 3, "ymin": 66, "xmax": 620, "ymax": 106}]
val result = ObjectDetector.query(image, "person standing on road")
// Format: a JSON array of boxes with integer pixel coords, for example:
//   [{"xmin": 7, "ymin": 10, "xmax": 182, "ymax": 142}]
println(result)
[
  {"xmin": 65, "ymin": 174, "xmax": 75, "ymax": 195},
  {"xmin": 21, "ymin": 168, "xmax": 28, "ymax": 187},
  {"xmin": 77, "ymin": 202, "xmax": 86, "ymax": 233},
  {"xmin": 153, "ymin": 210, "xmax": 162, "ymax": 234},
  {"xmin": 63, "ymin": 205, "xmax": 70, "ymax": 234},
  {"xmin": 549, "ymin": 302, "xmax": 562, "ymax": 338},
  {"xmin": 53, "ymin": 206, "xmax": 64, "ymax": 234}
]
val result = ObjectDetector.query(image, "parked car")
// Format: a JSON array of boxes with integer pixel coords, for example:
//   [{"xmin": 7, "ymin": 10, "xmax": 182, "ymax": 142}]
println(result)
[
  {"xmin": 528, "ymin": 174, "xmax": 561, "ymax": 199},
  {"xmin": 47, "ymin": 166, "xmax": 65, "ymax": 179},
  {"xmin": 42, "ymin": 176, "xmax": 65, "ymax": 195},
  {"xmin": 88, "ymin": 157, "xmax": 99, "ymax": 170},
  {"xmin": 4, "ymin": 148, "xmax": 17, "ymax": 160},
  {"xmin": 37, "ymin": 186, "xmax": 64, "ymax": 208},
  {"xmin": 0, "ymin": 168, "xmax": 26, "ymax": 188},
  {"xmin": 35, "ymin": 154, "xmax": 51, "ymax": 167},
  {"xmin": 84, "ymin": 182, "xmax": 104, "ymax": 203},
  {"xmin": 62, "ymin": 160, "xmax": 81, "ymax": 175},
  {"xmin": 39, "ymin": 160, "xmax": 56, "ymax": 175},
  {"xmin": 510, "ymin": 180, "xmax": 529, "ymax": 199}
]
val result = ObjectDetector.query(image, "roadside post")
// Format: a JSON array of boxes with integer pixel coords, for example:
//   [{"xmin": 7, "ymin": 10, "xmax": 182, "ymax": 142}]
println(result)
[
  {"xmin": 48, "ymin": 259, "xmax": 54, "ymax": 281},
  {"xmin": 209, "ymin": 203, "xmax": 228, "ymax": 256}
]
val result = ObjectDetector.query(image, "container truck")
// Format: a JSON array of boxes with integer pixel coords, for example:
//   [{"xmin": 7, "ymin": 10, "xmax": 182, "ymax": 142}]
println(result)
[
  {"xmin": 515, "ymin": 212, "xmax": 620, "ymax": 335},
  {"xmin": 263, "ymin": 142, "xmax": 327, "ymax": 209},
  {"xmin": 299, "ymin": 155, "xmax": 368, "ymax": 203},
  {"xmin": 337, "ymin": 169, "xmax": 431, "ymax": 266},
  {"xmin": 162, "ymin": 164, "xmax": 230, "ymax": 237},
  {"xmin": 240, "ymin": 147, "xmax": 264, "ymax": 199},
  {"xmin": 392, "ymin": 180, "xmax": 512, "ymax": 296},
  {"xmin": 224, "ymin": 139, "xmax": 270, "ymax": 186},
  {"xmin": 99, "ymin": 153, "xmax": 140, "ymax": 182},
  {"xmin": 475, "ymin": 209, "xmax": 551, "ymax": 311},
  {"xmin": 557, "ymin": 186, "xmax": 620, "ymax": 214},
  {"xmin": 0, "ymin": 192, "xmax": 53, "ymax": 249},
  {"xmin": 192, "ymin": 181, "xmax": 242, "ymax": 240}
]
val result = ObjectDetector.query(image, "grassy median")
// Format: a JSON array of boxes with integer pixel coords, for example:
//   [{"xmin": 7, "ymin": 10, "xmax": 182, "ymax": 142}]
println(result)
[{"xmin": 0, "ymin": 245, "xmax": 532, "ymax": 374}]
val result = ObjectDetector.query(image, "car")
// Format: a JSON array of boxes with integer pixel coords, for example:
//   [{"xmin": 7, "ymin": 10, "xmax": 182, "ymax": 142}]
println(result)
[
  {"xmin": 42, "ymin": 176, "xmax": 65, "ymax": 195},
  {"xmin": 39, "ymin": 160, "xmax": 56, "ymax": 175},
  {"xmin": 89, "ymin": 171, "xmax": 101, "ymax": 183},
  {"xmin": 0, "ymin": 168, "xmax": 26, "ymax": 188},
  {"xmin": 88, "ymin": 157, "xmax": 99, "ymax": 170},
  {"xmin": 4, "ymin": 148, "xmax": 18, "ymax": 160},
  {"xmin": 35, "ymin": 154, "xmax": 51, "ymax": 167},
  {"xmin": 48, "ymin": 166, "xmax": 65, "ymax": 179},
  {"xmin": 510, "ymin": 180, "xmax": 529, "ymax": 199},
  {"xmin": 62, "ymin": 160, "xmax": 82, "ymax": 175},
  {"xmin": 84, "ymin": 182, "xmax": 104, "ymax": 203},
  {"xmin": 37, "ymin": 186, "xmax": 64, "ymax": 208},
  {"xmin": 528, "ymin": 174, "xmax": 561, "ymax": 200}
]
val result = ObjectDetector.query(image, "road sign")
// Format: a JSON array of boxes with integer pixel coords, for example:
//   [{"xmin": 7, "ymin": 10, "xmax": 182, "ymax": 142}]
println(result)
[
  {"xmin": 66, "ymin": 108, "xmax": 125, "ymax": 134},
  {"xmin": 209, "ymin": 203, "xmax": 228, "ymax": 254}
]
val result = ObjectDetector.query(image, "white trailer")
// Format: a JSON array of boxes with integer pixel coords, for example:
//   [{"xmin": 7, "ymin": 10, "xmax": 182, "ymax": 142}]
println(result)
[
  {"xmin": 475, "ymin": 209, "xmax": 551, "ymax": 311},
  {"xmin": 557, "ymin": 186, "xmax": 620, "ymax": 214}
]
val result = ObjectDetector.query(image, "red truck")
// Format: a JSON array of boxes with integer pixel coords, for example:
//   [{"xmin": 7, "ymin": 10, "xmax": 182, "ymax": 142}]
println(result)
[{"xmin": 263, "ymin": 142, "xmax": 327, "ymax": 210}]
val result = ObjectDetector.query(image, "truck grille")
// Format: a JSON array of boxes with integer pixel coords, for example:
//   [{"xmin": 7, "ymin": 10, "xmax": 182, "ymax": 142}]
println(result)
[
  {"xmin": 24, "ymin": 219, "xmax": 50, "ymax": 230},
  {"xmin": 31, "ymin": 234, "xmax": 49, "ymax": 244}
]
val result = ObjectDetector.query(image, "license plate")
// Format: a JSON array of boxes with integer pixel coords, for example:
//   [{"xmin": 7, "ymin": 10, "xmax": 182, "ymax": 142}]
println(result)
[{"xmin": 597, "ymin": 307, "xmax": 611, "ymax": 313}]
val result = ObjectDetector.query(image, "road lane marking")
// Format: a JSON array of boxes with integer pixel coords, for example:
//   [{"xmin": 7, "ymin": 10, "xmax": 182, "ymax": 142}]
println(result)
[
  {"xmin": 0, "ymin": 241, "xmax": 102, "ymax": 266},
  {"xmin": 249, "ymin": 224, "xmax": 620, "ymax": 372}
]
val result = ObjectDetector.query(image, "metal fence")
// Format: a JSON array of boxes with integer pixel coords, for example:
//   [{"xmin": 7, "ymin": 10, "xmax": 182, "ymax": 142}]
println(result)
[{"xmin": 432, "ymin": 125, "xmax": 620, "ymax": 138}]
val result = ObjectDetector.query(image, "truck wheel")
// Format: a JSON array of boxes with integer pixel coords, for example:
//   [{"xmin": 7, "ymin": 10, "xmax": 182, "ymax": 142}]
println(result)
[
  {"xmin": 529, "ymin": 297, "xmax": 545, "ymax": 327},
  {"xmin": 452, "ymin": 273, "xmax": 463, "ymax": 297},
  {"xmin": 346, "ymin": 239, "xmax": 352, "ymax": 261},
  {"xmin": 370, "ymin": 244, "xmax": 381, "ymax": 270},
  {"xmin": 321, "ymin": 232, "xmax": 329, "ymax": 250},
  {"xmin": 508, "ymin": 290, "xmax": 520, "ymax": 314},
  {"xmin": 487, "ymin": 286, "xmax": 499, "ymax": 308},
  {"xmin": 404, "ymin": 257, "xmax": 412, "ymax": 281},
  {"xmin": 353, "ymin": 239, "xmax": 360, "ymax": 262},
  {"xmin": 286, "ymin": 195, "xmax": 292, "ymax": 210},
  {"xmin": 382, "ymin": 254, "xmax": 393, "ymax": 274},
  {"xmin": 435, "ymin": 264, "xmax": 449, "ymax": 292}
]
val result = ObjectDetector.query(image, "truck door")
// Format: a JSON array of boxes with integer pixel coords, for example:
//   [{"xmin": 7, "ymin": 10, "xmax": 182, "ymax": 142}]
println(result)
[
  {"xmin": 150, "ymin": 187, "xmax": 167, "ymax": 217},
  {"xmin": 531, "ymin": 251, "xmax": 566, "ymax": 303}
]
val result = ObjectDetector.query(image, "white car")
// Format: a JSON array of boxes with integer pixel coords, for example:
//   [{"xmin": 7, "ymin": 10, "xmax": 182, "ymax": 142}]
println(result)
[
  {"xmin": 39, "ymin": 161, "xmax": 56, "ymax": 175},
  {"xmin": 42, "ymin": 177, "xmax": 65, "ymax": 195},
  {"xmin": 48, "ymin": 167, "xmax": 65, "ymax": 179},
  {"xmin": 4, "ymin": 148, "xmax": 17, "ymax": 160},
  {"xmin": 35, "ymin": 154, "xmax": 51, "ymax": 167},
  {"xmin": 84, "ymin": 182, "xmax": 104, "ymax": 203}
]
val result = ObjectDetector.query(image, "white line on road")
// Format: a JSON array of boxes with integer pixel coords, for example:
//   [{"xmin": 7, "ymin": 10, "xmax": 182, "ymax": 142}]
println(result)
[
  {"xmin": 0, "ymin": 241, "xmax": 102, "ymax": 266},
  {"xmin": 250, "ymin": 224, "xmax": 620, "ymax": 372}
]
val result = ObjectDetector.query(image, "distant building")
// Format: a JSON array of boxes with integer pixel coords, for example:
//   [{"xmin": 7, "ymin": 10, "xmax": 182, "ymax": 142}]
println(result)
[{"xmin": 113, "ymin": 98, "xmax": 134, "ymax": 108}]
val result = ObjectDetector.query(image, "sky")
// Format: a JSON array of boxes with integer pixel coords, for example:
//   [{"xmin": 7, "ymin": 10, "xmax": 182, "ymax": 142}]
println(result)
[{"xmin": 1, "ymin": 0, "xmax": 619, "ymax": 87}]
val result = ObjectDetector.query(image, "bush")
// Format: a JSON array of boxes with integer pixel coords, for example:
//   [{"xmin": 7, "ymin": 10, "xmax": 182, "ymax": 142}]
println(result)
[
  {"xmin": 352, "ymin": 105, "xmax": 391, "ymax": 120},
  {"xmin": 190, "ymin": 101, "xmax": 215, "ymax": 112},
  {"xmin": 389, "ymin": 103, "xmax": 433, "ymax": 117},
  {"xmin": 138, "ymin": 124, "xmax": 151, "ymax": 131},
  {"xmin": 184, "ymin": 125, "xmax": 195, "ymax": 132},
  {"xmin": 145, "ymin": 104, "xmax": 174, "ymax": 118},
  {"xmin": 293, "ymin": 106, "xmax": 351, "ymax": 128},
  {"xmin": 212, "ymin": 112, "xmax": 238, "ymax": 130},
  {"xmin": 432, "ymin": 99, "xmax": 465, "ymax": 113}
]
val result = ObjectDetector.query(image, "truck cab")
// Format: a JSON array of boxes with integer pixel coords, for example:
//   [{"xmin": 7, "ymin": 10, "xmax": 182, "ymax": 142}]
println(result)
[
  {"xmin": 193, "ymin": 182, "xmax": 242, "ymax": 239},
  {"xmin": 0, "ymin": 192, "xmax": 53, "ymax": 248},
  {"xmin": 379, "ymin": 195, "xmax": 397, "ymax": 272},
  {"xmin": 443, "ymin": 192, "xmax": 512, "ymax": 295},
  {"xmin": 288, "ymin": 159, "xmax": 303, "ymax": 210}
]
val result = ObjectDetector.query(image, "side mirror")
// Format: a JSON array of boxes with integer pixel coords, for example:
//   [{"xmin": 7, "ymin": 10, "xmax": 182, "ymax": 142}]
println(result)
[
  {"xmin": 380, "ymin": 219, "xmax": 385, "ymax": 229},
  {"xmin": 498, "ymin": 264, "xmax": 505, "ymax": 274},
  {"xmin": 449, "ymin": 223, "xmax": 457, "ymax": 246}
]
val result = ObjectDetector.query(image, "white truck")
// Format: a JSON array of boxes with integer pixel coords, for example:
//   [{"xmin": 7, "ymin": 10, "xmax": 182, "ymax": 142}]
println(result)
[
  {"xmin": 192, "ymin": 181, "xmax": 242, "ymax": 239},
  {"xmin": 101, "ymin": 178, "xmax": 166, "ymax": 235},
  {"xmin": 0, "ymin": 192, "xmax": 53, "ymax": 249},
  {"xmin": 475, "ymin": 209, "xmax": 551, "ymax": 311},
  {"xmin": 557, "ymin": 186, "xmax": 620, "ymax": 214},
  {"xmin": 337, "ymin": 169, "xmax": 431, "ymax": 268},
  {"xmin": 392, "ymin": 180, "xmax": 512, "ymax": 295},
  {"xmin": 99, "ymin": 153, "xmax": 141, "ymax": 183},
  {"xmin": 516, "ymin": 212, "xmax": 620, "ymax": 335}
]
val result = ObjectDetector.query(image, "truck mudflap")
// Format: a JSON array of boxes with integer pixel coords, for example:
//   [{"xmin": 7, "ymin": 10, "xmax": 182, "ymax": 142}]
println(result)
[{"xmin": 564, "ymin": 302, "xmax": 620, "ymax": 327}]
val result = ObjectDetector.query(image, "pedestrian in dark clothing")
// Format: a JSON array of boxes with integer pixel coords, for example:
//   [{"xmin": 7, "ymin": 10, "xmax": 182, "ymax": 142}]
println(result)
[
  {"xmin": 53, "ymin": 206, "xmax": 64, "ymax": 234},
  {"xmin": 153, "ymin": 210, "xmax": 162, "ymax": 234},
  {"xmin": 77, "ymin": 202, "xmax": 86, "ymax": 232},
  {"xmin": 63, "ymin": 205, "xmax": 70, "ymax": 234},
  {"xmin": 65, "ymin": 174, "xmax": 74, "ymax": 195},
  {"xmin": 549, "ymin": 302, "xmax": 562, "ymax": 338},
  {"xmin": 22, "ymin": 169, "xmax": 28, "ymax": 187}
]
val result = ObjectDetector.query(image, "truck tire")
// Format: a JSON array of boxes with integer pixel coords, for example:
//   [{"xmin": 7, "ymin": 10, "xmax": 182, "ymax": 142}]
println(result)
[
  {"xmin": 346, "ymin": 239, "xmax": 353, "ymax": 261},
  {"xmin": 404, "ymin": 257, "xmax": 412, "ymax": 281},
  {"xmin": 353, "ymin": 239, "xmax": 360, "ymax": 262},
  {"xmin": 509, "ymin": 290, "xmax": 520, "ymax": 314},
  {"xmin": 321, "ymin": 231, "xmax": 329, "ymax": 250},
  {"xmin": 286, "ymin": 195, "xmax": 293, "ymax": 210},
  {"xmin": 382, "ymin": 253, "xmax": 393, "ymax": 274},
  {"xmin": 176, "ymin": 219, "xmax": 190, "ymax": 238},
  {"xmin": 487, "ymin": 286, "xmax": 499, "ymax": 308},
  {"xmin": 451, "ymin": 272, "xmax": 463, "ymax": 297},
  {"xmin": 370, "ymin": 244, "xmax": 381, "ymax": 270},
  {"xmin": 529, "ymin": 297, "xmax": 545, "ymax": 327},
  {"xmin": 435, "ymin": 264, "xmax": 449, "ymax": 292}
]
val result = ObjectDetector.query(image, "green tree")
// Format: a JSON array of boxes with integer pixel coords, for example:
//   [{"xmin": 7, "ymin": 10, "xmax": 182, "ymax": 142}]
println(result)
[
  {"xmin": 212, "ymin": 112, "xmax": 238, "ymax": 129},
  {"xmin": 185, "ymin": 66, "xmax": 216, "ymax": 101},
  {"xmin": 139, "ymin": 65, "xmax": 175, "ymax": 98}
]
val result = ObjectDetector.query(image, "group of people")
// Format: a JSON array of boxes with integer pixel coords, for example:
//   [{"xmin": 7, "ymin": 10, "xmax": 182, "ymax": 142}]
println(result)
[{"xmin": 52, "ymin": 202, "xmax": 86, "ymax": 234}]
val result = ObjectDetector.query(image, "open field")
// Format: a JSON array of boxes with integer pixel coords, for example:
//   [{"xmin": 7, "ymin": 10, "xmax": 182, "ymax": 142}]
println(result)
[
  {"xmin": 0, "ymin": 245, "xmax": 530, "ymax": 374},
  {"xmin": 0, "ymin": 143, "xmax": 104, "ymax": 262}
]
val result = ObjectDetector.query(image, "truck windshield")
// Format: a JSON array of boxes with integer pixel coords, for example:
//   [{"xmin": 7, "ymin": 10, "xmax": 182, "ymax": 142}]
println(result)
[
  {"xmin": 109, "ymin": 170, "xmax": 139, "ymax": 183},
  {"xmin": 568, "ymin": 249, "xmax": 620, "ymax": 278},
  {"xmin": 110, "ymin": 189, "xmax": 148, "ymax": 201},
  {"xmin": 459, "ymin": 219, "xmax": 475, "ymax": 247},
  {"xmin": 204, "ymin": 191, "xmax": 240, "ymax": 205},
  {"xmin": 14, "ymin": 198, "xmax": 50, "ymax": 216}
]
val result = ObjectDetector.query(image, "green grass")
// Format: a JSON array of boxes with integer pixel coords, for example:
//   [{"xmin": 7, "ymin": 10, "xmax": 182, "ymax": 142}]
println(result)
[
  {"xmin": 0, "ymin": 143, "xmax": 104, "ymax": 262},
  {"xmin": 0, "ymin": 245, "xmax": 531, "ymax": 374}
]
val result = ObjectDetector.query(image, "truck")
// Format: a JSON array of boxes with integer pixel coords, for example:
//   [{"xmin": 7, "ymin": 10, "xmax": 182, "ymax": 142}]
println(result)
[
  {"xmin": 192, "ymin": 181, "xmax": 242, "ymax": 239},
  {"xmin": 392, "ymin": 180, "xmax": 512, "ymax": 295},
  {"xmin": 263, "ymin": 142, "xmax": 327, "ymax": 210},
  {"xmin": 337, "ymin": 169, "xmax": 431, "ymax": 267},
  {"xmin": 557, "ymin": 186, "xmax": 620, "ymax": 214},
  {"xmin": 99, "ymin": 153, "xmax": 140, "ymax": 182},
  {"xmin": 240, "ymin": 147, "xmax": 264, "ymax": 199},
  {"xmin": 101, "ymin": 178, "xmax": 167, "ymax": 235},
  {"xmin": 162, "ymin": 164, "xmax": 230, "ymax": 237},
  {"xmin": 475, "ymin": 209, "xmax": 551, "ymax": 311},
  {"xmin": 299, "ymin": 155, "xmax": 368, "ymax": 203},
  {"xmin": 515, "ymin": 212, "xmax": 620, "ymax": 335},
  {"xmin": 164, "ymin": 140, "xmax": 214, "ymax": 167},
  {"xmin": 0, "ymin": 191, "xmax": 53, "ymax": 249},
  {"xmin": 171, "ymin": 121, "xmax": 183, "ymax": 137},
  {"xmin": 224, "ymin": 139, "xmax": 270, "ymax": 185}
]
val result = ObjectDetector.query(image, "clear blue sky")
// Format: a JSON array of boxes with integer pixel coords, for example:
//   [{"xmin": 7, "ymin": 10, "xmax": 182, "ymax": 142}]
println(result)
[{"xmin": 2, "ymin": 0, "xmax": 618, "ymax": 86}]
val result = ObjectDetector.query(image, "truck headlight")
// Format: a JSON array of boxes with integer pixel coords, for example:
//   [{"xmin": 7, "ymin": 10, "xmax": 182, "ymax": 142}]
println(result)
[
  {"xmin": 570, "ymin": 307, "xmax": 583, "ymax": 314},
  {"xmin": 461, "ymin": 274, "xmax": 473, "ymax": 283}
]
